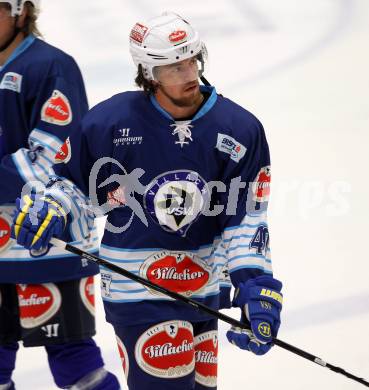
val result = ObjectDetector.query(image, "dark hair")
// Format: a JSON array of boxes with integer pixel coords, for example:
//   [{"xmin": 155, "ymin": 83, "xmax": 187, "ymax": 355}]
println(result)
[
  {"xmin": 22, "ymin": 1, "xmax": 42, "ymax": 37},
  {"xmin": 135, "ymin": 64, "xmax": 157, "ymax": 94}
]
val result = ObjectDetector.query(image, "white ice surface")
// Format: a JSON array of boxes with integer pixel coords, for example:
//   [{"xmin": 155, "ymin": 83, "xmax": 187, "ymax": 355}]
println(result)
[{"xmin": 11, "ymin": 0, "xmax": 369, "ymax": 388}]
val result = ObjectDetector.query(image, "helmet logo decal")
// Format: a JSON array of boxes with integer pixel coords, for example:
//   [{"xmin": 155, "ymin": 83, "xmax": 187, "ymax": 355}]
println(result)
[
  {"xmin": 130, "ymin": 23, "xmax": 149, "ymax": 45},
  {"xmin": 169, "ymin": 30, "xmax": 187, "ymax": 44}
]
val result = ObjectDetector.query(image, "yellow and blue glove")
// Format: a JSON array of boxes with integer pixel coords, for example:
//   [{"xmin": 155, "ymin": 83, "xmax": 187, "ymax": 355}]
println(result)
[
  {"xmin": 226, "ymin": 275, "xmax": 283, "ymax": 355},
  {"xmin": 11, "ymin": 194, "xmax": 67, "ymax": 256}
]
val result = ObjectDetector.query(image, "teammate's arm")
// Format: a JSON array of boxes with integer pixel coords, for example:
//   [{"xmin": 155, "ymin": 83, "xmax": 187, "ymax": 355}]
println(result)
[
  {"xmin": 12, "ymin": 104, "xmax": 115, "ymax": 248},
  {"xmin": 0, "ymin": 58, "xmax": 88, "ymax": 204}
]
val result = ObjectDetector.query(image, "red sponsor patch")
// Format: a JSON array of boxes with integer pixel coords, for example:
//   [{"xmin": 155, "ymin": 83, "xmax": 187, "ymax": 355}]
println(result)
[
  {"xmin": 252, "ymin": 166, "xmax": 271, "ymax": 202},
  {"xmin": 107, "ymin": 186, "xmax": 126, "ymax": 206},
  {"xmin": 116, "ymin": 335, "xmax": 129, "ymax": 379},
  {"xmin": 169, "ymin": 30, "xmax": 187, "ymax": 43},
  {"xmin": 135, "ymin": 320, "xmax": 195, "ymax": 378},
  {"xmin": 16, "ymin": 283, "xmax": 61, "ymax": 328},
  {"xmin": 80, "ymin": 276, "xmax": 95, "ymax": 316},
  {"xmin": 54, "ymin": 137, "xmax": 71, "ymax": 164},
  {"xmin": 41, "ymin": 90, "xmax": 72, "ymax": 126},
  {"xmin": 0, "ymin": 215, "xmax": 11, "ymax": 253},
  {"xmin": 195, "ymin": 331, "xmax": 218, "ymax": 387},
  {"xmin": 130, "ymin": 23, "xmax": 149, "ymax": 44},
  {"xmin": 140, "ymin": 251, "xmax": 211, "ymax": 297}
]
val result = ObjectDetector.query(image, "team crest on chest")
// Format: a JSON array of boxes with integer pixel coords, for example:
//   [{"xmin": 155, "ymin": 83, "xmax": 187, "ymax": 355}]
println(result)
[{"xmin": 144, "ymin": 170, "xmax": 209, "ymax": 236}]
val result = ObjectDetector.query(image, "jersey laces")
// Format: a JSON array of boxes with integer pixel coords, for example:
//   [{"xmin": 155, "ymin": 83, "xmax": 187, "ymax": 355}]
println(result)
[{"xmin": 170, "ymin": 121, "xmax": 194, "ymax": 148}]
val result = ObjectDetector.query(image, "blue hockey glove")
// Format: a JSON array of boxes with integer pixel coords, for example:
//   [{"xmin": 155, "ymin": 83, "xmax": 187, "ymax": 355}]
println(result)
[
  {"xmin": 226, "ymin": 313, "xmax": 273, "ymax": 355},
  {"xmin": 11, "ymin": 194, "xmax": 67, "ymax": 255},
  {"xmin": 226, "ymin": 275, "xmax": 283, "ymax": 355}
]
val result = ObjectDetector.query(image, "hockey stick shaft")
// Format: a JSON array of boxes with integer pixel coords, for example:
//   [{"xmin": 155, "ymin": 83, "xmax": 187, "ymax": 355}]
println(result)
[{"xmin": 51, "ymin": 238, "xmax": 369, "ymax": 387}]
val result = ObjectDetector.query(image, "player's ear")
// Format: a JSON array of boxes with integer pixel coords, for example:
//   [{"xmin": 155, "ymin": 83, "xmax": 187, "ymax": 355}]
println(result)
[
  {"xmin": 16, "ymin": 2, "xmax": 30, "ymax": 29},
  {"xmin": 16, "ymin": 9, "xmax": 27, "ymax": 28}
]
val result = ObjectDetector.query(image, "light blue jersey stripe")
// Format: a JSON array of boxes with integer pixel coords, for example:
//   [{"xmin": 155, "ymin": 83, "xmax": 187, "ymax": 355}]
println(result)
[
  {"xmin": 230, "ymin": 265, "xmax": 272, "ymax": 274},
  {"xmin": 224, "ymin": 223, "xmax": 267, "ymax": 232},
  {"xmin": 228, "ymin": 254, "xmax": 271, "ymax": 264}
]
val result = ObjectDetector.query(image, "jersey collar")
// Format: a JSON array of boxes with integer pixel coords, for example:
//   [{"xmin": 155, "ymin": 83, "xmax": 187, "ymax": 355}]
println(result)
[
  {"xmin": 150, "ymin": 85, "xmax": 218, "ymax": 122},
  {"xmin": 0, "ymin": 35, "xmax": 36, "ymax": 73}
]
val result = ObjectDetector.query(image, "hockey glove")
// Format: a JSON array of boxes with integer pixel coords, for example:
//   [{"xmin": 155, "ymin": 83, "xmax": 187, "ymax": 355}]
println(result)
[
  {"xmin": 226, "ymin": 275, "xmax": 283, "ymax": 355},
  {"xmin": 11, "ymin": 194, "xmax": 67, "ymax": 255}
]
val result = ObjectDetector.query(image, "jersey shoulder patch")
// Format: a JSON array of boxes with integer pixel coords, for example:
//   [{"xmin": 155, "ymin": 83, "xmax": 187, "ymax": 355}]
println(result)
[{"xmin": 41, "ymin": 90, "xmax": 72, "ymax": 126}]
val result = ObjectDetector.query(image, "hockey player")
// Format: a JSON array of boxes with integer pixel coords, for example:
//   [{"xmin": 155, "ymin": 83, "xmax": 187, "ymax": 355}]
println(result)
[
  {"xmin": 0, "ymin": 1, "xmax": 120, "ymax": 389},
  {"xmin": 12, "ymin": 12, "xmax": 283, "ymax": 390}
]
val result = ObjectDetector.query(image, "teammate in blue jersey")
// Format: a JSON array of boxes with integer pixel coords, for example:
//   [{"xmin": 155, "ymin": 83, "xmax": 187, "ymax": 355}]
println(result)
[
  {"xmin": 0, "ymin": 1, "xmax": 120, "ymax": 389},
  {"xmin": 12, "ymin": 12, "xmax": 283, "ymax": 390}
]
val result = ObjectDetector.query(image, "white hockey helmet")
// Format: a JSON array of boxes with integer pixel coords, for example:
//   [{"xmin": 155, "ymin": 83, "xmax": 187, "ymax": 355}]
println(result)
[
  {"xmin": 1, "ymin": 0, "xmax": 40, "ymax": 17},
  {"xmin": 129, "ymin": 12, "xmax": 207, "ymax": 83}
]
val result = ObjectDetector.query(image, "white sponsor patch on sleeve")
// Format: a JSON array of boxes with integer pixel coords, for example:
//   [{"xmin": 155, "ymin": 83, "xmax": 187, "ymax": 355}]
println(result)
[
  {"xmin": 0, "ymin": 72, "xmax": 23, "ymax": 93},
  {"xmin": 216, "ymin": 133, "xmax": 247, "ymax": 163}
]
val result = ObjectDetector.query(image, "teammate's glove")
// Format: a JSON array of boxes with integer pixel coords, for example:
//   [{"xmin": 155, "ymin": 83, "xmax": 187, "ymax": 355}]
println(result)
[
  {"xmin": 226, "ymin": 275, "xmax": 283, "ymax": 355},
  {"xmin": 11, "ymin": 194, "xmax": 67, "ymax": 254}
]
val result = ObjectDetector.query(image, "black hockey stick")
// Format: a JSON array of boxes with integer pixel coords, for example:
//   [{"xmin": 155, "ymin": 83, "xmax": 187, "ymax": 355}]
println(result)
[{"xmin": 50, "ymin": 238, "xmax": 369, "ymax": 387}]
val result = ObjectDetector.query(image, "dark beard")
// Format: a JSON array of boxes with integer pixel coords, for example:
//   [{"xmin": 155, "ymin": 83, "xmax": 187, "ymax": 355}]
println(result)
[{"xmin": 159, "ymin": 85, "xmax": 202, "ymax": 108}]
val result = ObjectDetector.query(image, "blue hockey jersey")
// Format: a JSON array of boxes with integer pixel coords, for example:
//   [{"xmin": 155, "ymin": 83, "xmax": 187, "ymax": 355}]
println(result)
[
  {"xmin": 47, "ymin": 86, "xmax": 273, "ymax": 326},
  {"xmin": 0, "ymin": 35, "xmax": 99, "ymax": 283}
]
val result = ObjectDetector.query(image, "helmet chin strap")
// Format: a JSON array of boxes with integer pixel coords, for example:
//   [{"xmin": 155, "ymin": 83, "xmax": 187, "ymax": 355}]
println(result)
[
  {"xmin": 200, "ymin": 76, "xmax": 211, "ymax": 86},
  {"xmin": 0, "ymin": 16, "xmax": 21, "ymax": 52}
]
